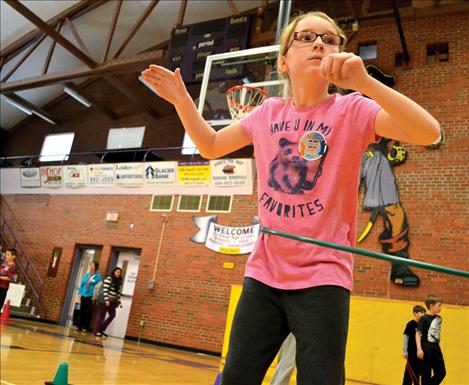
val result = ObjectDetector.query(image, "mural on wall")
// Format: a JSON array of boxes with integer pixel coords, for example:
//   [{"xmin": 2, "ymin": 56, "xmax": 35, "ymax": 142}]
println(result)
[{"xmin": 358, "ymin": 64, "xmax": 420, "ymax": 287}]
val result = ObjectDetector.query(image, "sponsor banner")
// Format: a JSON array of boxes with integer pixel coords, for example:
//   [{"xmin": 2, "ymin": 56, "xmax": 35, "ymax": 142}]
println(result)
[
  {"xmin": 178, "ymin": 161, "xmax": 210, "ymax": 186},
  {"xmin": 210, "ymin": 158, "xmax": 248, "ymax": 187},
  {"xmin": 145, "ymin": 161, "xmax": 177, "ymax": 185},
  {"xmin": 19, "ymin": 167, "xmax": 41, "ymax": 187},
  {"xmin": 191, "ymin": 215, "xmax": 259, "ymax": 255},
  {"xmin": 115, "ymin": 163, "xmax": 144, "ymax": 186},
  {"xmin": 88, "ymin": 164, "xmax": 115, "ymax": 186},
  {"xmin": 40, "ymin": 166, "xmax": 63, "ymax": 188},
  {"xmin": 63, "ymin": 165, "xmax": 87, "ymax": 188}
]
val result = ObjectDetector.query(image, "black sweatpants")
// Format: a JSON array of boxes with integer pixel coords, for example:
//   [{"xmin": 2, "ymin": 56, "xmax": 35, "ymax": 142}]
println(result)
[
  {"xmin": 78, "ymin": 296, "xmax": 93, "ymax": 331},
  {"xmin": 221, "ymin": 278, "xmax": 350, "ymax": 385},
  {"xmin": 421, "ymin": 345, "xmax": 446, "ymax": 385}
]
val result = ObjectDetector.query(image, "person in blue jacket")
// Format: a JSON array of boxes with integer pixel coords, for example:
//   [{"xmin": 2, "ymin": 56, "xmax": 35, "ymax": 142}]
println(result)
[{"xmin": 77, "ymin": 261, "xmax": 102, "ymax": 332}]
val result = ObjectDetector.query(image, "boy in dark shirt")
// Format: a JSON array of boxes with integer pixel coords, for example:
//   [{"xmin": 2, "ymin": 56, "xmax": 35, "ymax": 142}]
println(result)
[
  {"xmin": 402, "ymin": 305, "xmax": 426, "ymax": 385},
  {"xmin": 416, "ymin": 295, "xmax": 446, "ymax": 385}
]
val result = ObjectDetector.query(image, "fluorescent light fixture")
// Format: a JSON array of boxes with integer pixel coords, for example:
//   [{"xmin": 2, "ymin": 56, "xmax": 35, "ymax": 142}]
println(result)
[
  {"xmin": 138, "ymin": 76, "xmax": 159, "ymax": 96},
  {"xmin": 5, "ymin": 97, "xmax": 33, "ymax": 115},
  {"xmin": 64, "ymin": 86, "xmax": 92, "ymax": 107}
]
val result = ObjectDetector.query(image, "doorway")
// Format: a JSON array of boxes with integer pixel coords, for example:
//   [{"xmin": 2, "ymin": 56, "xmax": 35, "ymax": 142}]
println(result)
[
  {"xmin": 104, "ymin": 247, "xmax": 141, "ymax": 338},
  {"xmin": 59, "ymin": 245, "xmax": 102, "ymax": 327}
]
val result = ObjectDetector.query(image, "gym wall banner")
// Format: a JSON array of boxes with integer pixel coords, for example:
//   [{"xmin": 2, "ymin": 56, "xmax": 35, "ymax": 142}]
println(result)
[
  {"xmin": 88, "ymin": 164, "xmax": 115, "ymax": 187},
  {"xmin": 115, "ymin": 163, "xmax": 144, "ymax": 186},
  {"xmin": 177, "ymin": 161, "xmax": 211, "ymax": 186},
  {"xmin": 191, "ymin": 215, "xmax": 260, "ymax": 255},
  {"xmin": 63, "ymin": 165, "xmax": 87, "ymax": 188},
  {"xmin": 144, "ymin": 161, "xmax": 177, "ymax": 185},
  {"xmin": 40, "ymin": 166, "xmax": 63, "ymax": 188},
  {"xmin": 210, "ymin": 159, "xmax": 248, "ymax": 187},
  {"xmin": 20, "ymin": 167, "xmax": 41, "ymax": 187}
]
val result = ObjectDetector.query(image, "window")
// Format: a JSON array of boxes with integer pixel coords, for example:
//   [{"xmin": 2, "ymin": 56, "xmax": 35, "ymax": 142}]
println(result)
[
  {"xmin": 427, "ymin": 42, "xmax": 449, "ymax": 63},
  {"xmin": 150, "ymin": 195, "xmax": 174, "ymax": 212},
  {"xmin": 206, "ymin": 195, "xmax": 233, "ymax": 213},
  {"xmin": 39, "ymin": 133, "xmax": 74, "ymax": 162},
  {"xmin": 358, "ymin": 43, "xmax": 377, "ymax": 60},
  {"xmin": 177, "ymin": 195, "xmax": 202, "ymax": 212}
]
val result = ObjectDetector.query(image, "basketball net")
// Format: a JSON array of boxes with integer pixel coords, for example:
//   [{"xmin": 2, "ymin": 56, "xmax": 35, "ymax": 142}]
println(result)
[{"xmin": 226, "ymin": 85, "xmax": 268, "ymax": 122}]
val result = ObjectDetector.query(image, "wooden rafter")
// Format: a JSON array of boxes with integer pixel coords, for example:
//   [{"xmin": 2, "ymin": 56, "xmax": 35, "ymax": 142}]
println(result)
[
  {"xmin": 4, "ymin": 0, "xmax": 98, "ymax": 68},
  {"xmin": 1, "ymin": 33, "xmax": 48, "ymax": 83},
  {"xmin": 0, "ymin": 50, "xmax": 164, "ymax": 93},
  {"xmin": 102, "ymin": 0, "xmax": 123, "ymax": 63},
  {"xmin": 175, "ymin": 0, "xmax": 188, "ymax": 27},
  {"xmin": 1, "ymin": 0, "xmax": 106, "ymax": 65},
  {"xmin": 346, "ymin": 0, "xmax": 360, "ymax": 20},
  {"xmin": 3, "ymin": 0, "xmax": 160, "ymax": 118},
  {"xmin": 5, "ymin": 93, "xmax": 57, "ymax": 125},
  {"xmin": 102, "ymin": 74, "xmax": 160, "ymax": 118},
  {"xmin": 42, "ymin": 21, "xmax": 64, "ymax": 75},
  {"xmin": 111, "ymin": 0, "xmax": 159, "ymax": 59},
  {"xmin": 64, "ymin": 82, "xmax": 118, "ymax": 120},
  {"xmin": 226, "ymin": 0, "xmax": 240, "ymax": 16},
  {"xmin": 65, "ymin": 17, "xmax": 91, "ymax": 57}
]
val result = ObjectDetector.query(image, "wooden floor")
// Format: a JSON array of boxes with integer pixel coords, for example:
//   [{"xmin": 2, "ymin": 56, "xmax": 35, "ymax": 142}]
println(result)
[{"xmin": 1, "ymin": 319, "xmax": 368, "ymax": 385}]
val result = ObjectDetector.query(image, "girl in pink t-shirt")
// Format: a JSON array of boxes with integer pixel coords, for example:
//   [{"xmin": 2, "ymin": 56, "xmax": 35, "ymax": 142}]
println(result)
[{"xmin": 142, "ymin": 11, "xmax": 440, "ymax": 385}]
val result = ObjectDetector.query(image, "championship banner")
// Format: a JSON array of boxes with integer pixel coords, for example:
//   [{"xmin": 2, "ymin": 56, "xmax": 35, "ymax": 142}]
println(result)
[
  {"xmin": 191, "ymin": 215, "xmax": 260, "ymax": 255},
  {"xmin": 40, "ymin": 166, "xmax": 63, "ymax": 188},
  {"xmin": 19, "ymin": 167, "xmax": 41, "ymax": 187},
  {"xmin": 145, "ymin": 161, "xmax": 177, "ymax": 185},
  {"xmin": 210, "ymin": 159, "xmax": 248, "ymax": 187},
  {"xmin": 63, "ymin": 165, "xmax": 87, "ymax": 188},
  {"xmin": 88, "ymin": 164, "xmax": 115, "ymax": 187},
  {"xmin": 178, "ymin": 161, "xmax": 210, "ymax": 186},
  {"xmin": 115, "ymin": 163, "xmax": 144, "ymax": 186}
]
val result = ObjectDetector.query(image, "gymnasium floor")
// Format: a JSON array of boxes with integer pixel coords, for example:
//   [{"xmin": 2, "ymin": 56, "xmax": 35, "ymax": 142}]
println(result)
[{"xmin": 0, "ymin": 318, "xmax": 367, "ymax": 385}]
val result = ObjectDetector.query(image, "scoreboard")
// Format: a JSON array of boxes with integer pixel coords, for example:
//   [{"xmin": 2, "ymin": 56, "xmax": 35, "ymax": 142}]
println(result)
[{"xmin": 167, "ymin": 15, "xmax": 251, "ymax": 83}]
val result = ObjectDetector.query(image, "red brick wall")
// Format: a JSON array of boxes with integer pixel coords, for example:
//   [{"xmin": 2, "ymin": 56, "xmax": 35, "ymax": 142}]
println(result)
[{"xmin": 1, "ymin": 11, "xmax": 468, "ymax": 353}]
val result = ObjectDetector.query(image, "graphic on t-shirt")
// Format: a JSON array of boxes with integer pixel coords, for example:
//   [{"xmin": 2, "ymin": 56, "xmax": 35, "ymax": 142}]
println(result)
[
  {"xmin": 428, "ymin": 316, "xmax": 441, "ymax": 343},
  {"xmin": 268, "ymin": 137, "xmax": 327, "ymax": 195},
  {"xmin": 298, "ymin": 131, "xmax": 327, "ymax": 161}
]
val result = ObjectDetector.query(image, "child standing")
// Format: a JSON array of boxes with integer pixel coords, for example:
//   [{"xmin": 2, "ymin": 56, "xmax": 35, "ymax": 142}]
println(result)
[
  {"xmin": 402, "ymin": 305, "xmax": 426, "ymax": 385},
  {"xmin": 416, "ymin": 295, "xmax": 446, "ymax": 385},
  {"xmin": 0, "ymin": 248, "xmax": 17, "ymax": 311},
  {"xmin": 142, "ymin": 11, "xmax": 440, "ymax": 385},
  {"xmin": 95, "ymin": 267, "xmax": 122, "ymax": 337}
]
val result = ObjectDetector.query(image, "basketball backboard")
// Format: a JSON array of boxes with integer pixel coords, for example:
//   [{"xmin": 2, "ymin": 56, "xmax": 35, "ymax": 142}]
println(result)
[{"xmin": 182, "ymin": 45, "xmax": 287, "ymax": 155}]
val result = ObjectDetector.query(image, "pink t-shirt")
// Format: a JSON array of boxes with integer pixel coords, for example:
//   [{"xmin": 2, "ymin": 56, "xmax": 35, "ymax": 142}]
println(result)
[{"xmin": 240, "ymin": 92, "xmax": 381, "ymax": 290}]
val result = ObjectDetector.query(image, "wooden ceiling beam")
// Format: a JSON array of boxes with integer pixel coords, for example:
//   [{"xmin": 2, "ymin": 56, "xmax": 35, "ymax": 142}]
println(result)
[
  {"xmin": 65, "ymin": 17, "xmax": 91, "ymax": 57},
  {"xmin": 175, "ymin": 0, "xmax": 187, "ymax": 27},
  {"xmin": 101, "ymin": 74, "xmax": 160, "ymax": 119},
  {"xmin": 1, "ymin": 0, "xmax": 106, "ymax": 64},
  {"xmin": 64, "ymin": 81, "xmax": 118, "ymax": 120},
  {"xmin": 4, "ymin": 0, "xmax": 98, "ymax": 68},
  {"xmin": 1, "ymin": 33, "xmax": 48, "ymax": 82},
  {"xmin": 111, "ymin": 0, "xmax": 159, "ymax": 59},
  {"xmin": 42, "ymin": 21, "xmax": 64, "ymax": 75},
  {"xmin": 0, "ymin": 49, "xmax": 164, "ymax": 93},
  {"xmin": 101, "ymin": 0, "xmax": 123, "ymax": 63},
  {"xmin": 5, "ymin": 92, "xmax": 57, "ymax": 125}
]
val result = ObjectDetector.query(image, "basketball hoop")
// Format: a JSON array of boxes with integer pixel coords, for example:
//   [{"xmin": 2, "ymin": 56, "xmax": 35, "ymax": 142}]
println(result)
[{"xmin": 226, "ymin": 85, "xmax": 268, "ymax": 122}]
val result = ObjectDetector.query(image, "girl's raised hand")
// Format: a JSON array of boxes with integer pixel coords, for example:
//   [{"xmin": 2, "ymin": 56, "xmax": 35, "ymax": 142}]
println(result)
[
  {"xmin": 141, "ymin": 65, "xmax": 189, "ymax": 106},
  {"xmin": 319, "ymin": 52, "xmax": 370, "ymax": 92}
]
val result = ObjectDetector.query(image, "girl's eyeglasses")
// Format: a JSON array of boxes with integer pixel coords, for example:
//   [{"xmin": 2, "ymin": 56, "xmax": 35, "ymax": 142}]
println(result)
[{"xmin": 291, "ymin": 31, "xmax": 344, "ymax": 47}]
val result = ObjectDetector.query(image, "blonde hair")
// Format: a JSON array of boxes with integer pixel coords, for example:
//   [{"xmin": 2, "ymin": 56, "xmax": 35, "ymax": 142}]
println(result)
[{"xmin": 277, "ymin": 12, "xmax": 347, "ymax": 96}]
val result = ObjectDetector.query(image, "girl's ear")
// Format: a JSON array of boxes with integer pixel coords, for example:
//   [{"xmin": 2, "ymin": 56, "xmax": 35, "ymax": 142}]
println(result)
[{"xmin": 279, "ymin": 55, "xmax": 288, "ymax": 73}]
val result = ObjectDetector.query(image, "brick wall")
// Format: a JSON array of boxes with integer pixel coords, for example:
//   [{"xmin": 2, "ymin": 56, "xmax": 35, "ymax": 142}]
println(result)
[{"xmin": 1, "ymin": 11, "xmax": 468, "ymax": 353}]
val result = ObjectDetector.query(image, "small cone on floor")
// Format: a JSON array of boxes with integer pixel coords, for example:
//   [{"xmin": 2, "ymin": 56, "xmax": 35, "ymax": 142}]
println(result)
[
  {"xmin": 0, "ymin": 299, "xmax": 11, "ymax": 324},
  {"xmin": 45, "ymin": 362, "xmax": 71, "ymax": 385}
]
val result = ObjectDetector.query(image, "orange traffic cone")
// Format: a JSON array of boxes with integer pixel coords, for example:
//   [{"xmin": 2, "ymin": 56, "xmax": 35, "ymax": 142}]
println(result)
[{"xmin": 0, "ymin": 299, "xmax": 11, "ymax": 324}]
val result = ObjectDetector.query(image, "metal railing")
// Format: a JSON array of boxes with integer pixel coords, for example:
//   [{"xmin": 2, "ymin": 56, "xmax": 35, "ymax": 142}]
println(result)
[{"xmin": 0, "ymin": 211, "xmax": 44, "ymax": 313}]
